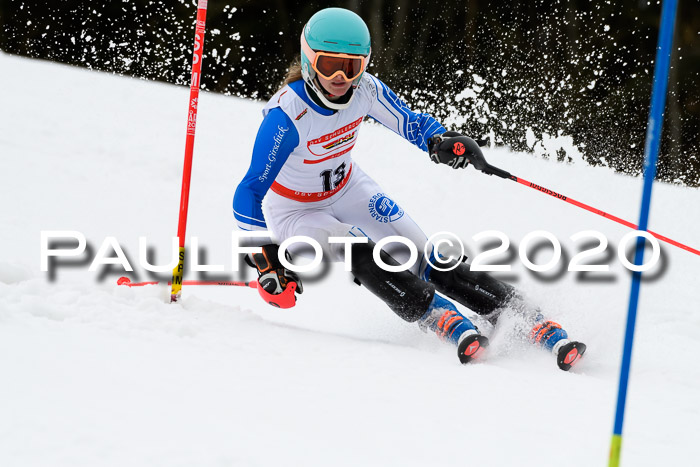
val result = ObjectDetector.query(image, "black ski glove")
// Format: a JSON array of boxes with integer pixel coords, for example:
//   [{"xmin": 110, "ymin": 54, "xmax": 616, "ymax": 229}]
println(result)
[
  {"xmin": 245, "ymin": 244, "xmax": 304, "ymax": 295},
  {"xmin": 427, "ymin": 131, "xmax": 488, "ymax": 169}
]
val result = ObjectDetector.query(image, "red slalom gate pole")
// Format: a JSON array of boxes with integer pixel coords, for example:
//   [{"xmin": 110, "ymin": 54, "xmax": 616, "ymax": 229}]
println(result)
[
  {"xmin": 119, "ymin": 277, "xmax": 258, "ymax": 289},
  {"xmin": 171, "ymin": 0, "xmax": 209, "ymax": 303},
  {"xmin": 119, "ymin": 276, "xmax": 297, "ymax": 309}
]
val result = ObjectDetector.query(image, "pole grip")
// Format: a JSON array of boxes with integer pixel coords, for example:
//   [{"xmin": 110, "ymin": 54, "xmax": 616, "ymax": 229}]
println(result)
[
  {"xmin": 447, "ymin": 136, "xmax": 513, "ymax": 179},
  {"xmin": 481, "ymin": 163, "xmax": 513, "ymax": 179}
]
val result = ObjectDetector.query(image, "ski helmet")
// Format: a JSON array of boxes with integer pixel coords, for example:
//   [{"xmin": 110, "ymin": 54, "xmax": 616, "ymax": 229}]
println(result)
[{"xmin": 300, "ymin": 8, "xmax": 371, "ymax": 110}]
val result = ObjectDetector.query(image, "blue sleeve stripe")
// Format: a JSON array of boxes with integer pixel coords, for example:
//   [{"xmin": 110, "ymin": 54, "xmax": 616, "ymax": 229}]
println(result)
[
  {"xmin": 372, "ymin": 76, "xmax": 408, "ymax": 138},
  {"xmin": 234, "ymin": 213, "xmax": 266, "ymax": 228},
  {"xmin": 237, "ymin": 221, "xmax": 268, "ymax": 232},
  {"xmin": 233, "ymin": 209, "xmax": 266, "ymax": 224},
  {"xmin": 381, "ymin": 82, "xmax": 410, "ymax": 138},
  {"xmin": 368, "ymin": 75, "xmax": 445, "ymax": 152}
]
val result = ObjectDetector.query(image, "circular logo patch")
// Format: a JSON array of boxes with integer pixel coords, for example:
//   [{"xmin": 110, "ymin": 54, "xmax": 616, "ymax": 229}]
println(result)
[
  {"xmin": 368, "ymin": 193, "xmax": 404, "ymax": 223},
  {"xmin": 453, "ymin": 142, "xmax": 466, "ymax": 155}
]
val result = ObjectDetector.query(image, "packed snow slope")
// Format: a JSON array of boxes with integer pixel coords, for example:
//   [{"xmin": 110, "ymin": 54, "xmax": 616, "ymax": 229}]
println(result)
[{"xmin": 1, "ymin": 52, "xmax": 699, "ymax": 467}]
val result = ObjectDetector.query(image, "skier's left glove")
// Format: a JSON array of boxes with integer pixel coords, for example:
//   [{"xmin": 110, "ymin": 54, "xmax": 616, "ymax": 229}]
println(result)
[
  {"xmin": 246, "ymin": 244, "xmax": 303, "ymax": 309},
  {"xmin": 427, "ymin": 131, "xmax": 487, "ymax": 169}
]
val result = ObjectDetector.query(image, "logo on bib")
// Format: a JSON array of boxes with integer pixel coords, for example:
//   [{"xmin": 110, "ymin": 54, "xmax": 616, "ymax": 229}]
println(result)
[
  {"xmin": 368, "ymin": 193, "xmax": 404, "ymax": 223},
  {"xmin": 304, "ymin": 117, "xmax": 363, "ymax": 164}
]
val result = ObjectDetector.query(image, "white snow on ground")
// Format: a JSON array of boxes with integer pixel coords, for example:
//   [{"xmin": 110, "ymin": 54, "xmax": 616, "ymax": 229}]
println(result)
[{"xmin": 1, "ymin": 51, "xmax": 699, "ymax": 467}]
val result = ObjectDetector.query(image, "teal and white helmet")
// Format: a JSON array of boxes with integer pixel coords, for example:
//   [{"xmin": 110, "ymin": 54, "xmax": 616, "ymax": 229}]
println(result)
[{"xmin": 300, "ymin": 8, "xmax": 371, "ymax": 110}]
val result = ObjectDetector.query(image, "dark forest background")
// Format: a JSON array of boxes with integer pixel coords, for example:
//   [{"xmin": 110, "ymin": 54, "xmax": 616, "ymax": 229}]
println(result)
[{"xmin": 1, "ymin": 0, "xmax": 698, "ymax": 185}]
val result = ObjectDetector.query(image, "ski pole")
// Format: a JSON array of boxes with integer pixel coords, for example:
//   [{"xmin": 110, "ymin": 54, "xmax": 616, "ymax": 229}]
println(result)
[
  {"xmin": 171, "ymin": 0, "xmax": 209, "ymax": 303},
  {"xmin": 447, "ymin": 136, "xmax": 700, "ymax": 257},
  {"xmin": 118, "ymin": 276, "xmax": 258, "ymax": 289}
]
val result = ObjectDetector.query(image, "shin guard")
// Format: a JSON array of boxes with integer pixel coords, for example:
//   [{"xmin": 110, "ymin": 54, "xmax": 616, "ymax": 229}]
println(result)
[{"xmin": 350, "ymin": 241, "xmax": 434, "ymax": 322}]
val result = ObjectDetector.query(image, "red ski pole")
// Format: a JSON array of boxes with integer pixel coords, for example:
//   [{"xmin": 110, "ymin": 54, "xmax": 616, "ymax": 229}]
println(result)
[
  {"xmin": 171, "ymin": 0, "xmax": 209, "ymax": 303},
  {"xmin": 444, "ymin": 136, "xmax": 700, "ymax": 257},
  {"xmin": 509, "ymin": 175, "xmax": 700, "ymax": 256}
]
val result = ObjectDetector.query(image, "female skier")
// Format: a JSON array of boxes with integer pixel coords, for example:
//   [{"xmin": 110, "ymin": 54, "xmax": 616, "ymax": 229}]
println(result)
[{"xmin": 233, "ymin": 7, "xmax": 586, "ymax": 370}]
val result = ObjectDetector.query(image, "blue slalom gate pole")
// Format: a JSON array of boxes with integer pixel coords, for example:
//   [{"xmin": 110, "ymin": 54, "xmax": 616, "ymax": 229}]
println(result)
[{"xmin": 608, "ymin": 1, "xmax": 678, "ymax": 466}]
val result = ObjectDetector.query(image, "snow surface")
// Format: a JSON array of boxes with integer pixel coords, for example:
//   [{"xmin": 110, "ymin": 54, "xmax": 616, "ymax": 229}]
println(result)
[{"xmin": 1, "ymin": 51, "xmax": 699, "ymax": 467}]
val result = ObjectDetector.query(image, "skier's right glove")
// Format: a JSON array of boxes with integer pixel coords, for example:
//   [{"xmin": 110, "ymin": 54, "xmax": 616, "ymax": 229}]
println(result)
[{"xmin": 246, "ymin": 244, "xmax": 303, "ymax": 309}]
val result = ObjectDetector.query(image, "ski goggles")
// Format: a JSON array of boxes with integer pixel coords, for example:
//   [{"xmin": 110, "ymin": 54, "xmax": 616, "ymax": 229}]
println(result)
[{"xmin": 301, "ymin": 33, "xmax": 370, "ymax": 82}]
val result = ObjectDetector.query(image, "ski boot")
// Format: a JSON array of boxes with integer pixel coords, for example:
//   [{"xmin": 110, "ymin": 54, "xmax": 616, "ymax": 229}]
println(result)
[
  {"xmin": 419, "ymin": 294, "xmax": 489, "ymax": 364},
  {"xmin": 530, "ymin": 320, "xmax": 586, "ymax": 371}
]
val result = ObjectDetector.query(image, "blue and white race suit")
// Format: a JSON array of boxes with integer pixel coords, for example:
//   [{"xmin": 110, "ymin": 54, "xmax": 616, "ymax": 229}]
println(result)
[{"xmin": 233, "ymin": 74, "xmax": 445, "ymax": 276}]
